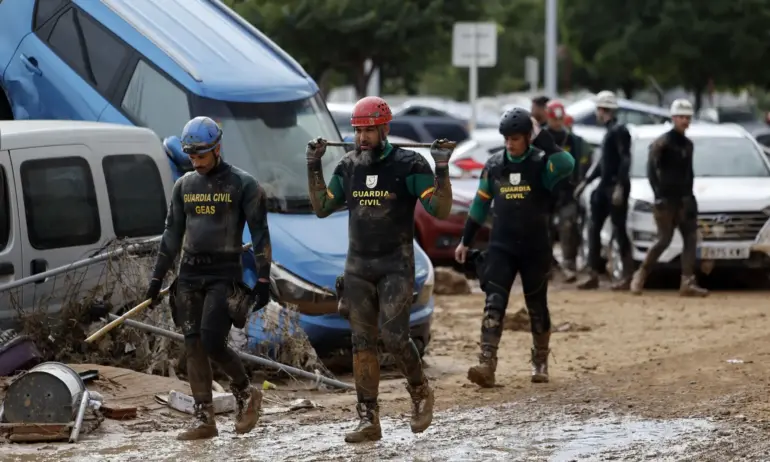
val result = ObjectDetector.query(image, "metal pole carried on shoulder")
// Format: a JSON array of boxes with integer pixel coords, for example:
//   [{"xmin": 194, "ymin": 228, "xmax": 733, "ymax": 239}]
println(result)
[{"xmin": 323, "ymin": 140, "xmax": 457, "ymax": 149}]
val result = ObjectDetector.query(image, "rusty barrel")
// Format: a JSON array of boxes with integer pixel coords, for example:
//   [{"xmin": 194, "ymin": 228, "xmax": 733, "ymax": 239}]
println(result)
[{"xmin": 3, "ymin": 361, "xmax": 86, "ymax": 423}]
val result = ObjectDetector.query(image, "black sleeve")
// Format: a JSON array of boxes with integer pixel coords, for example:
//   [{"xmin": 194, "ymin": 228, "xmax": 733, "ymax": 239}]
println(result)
[{"xmin": 532, "ymin": 129, "xmax": 562, "ymax": 156}]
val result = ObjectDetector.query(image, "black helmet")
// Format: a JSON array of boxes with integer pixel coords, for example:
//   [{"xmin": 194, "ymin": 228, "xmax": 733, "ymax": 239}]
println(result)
[{"xmin": 499, "ymin": 108, "xmax": 533, "ymax": 136}]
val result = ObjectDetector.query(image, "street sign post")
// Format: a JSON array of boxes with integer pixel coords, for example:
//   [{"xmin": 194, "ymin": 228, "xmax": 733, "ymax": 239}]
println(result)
[{"xmin": 452, "ymin": 22, "xmax": 498, "ymax": 131}]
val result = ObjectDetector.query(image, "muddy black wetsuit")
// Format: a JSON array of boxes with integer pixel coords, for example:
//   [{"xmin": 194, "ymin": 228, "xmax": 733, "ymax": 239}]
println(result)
[
  {"xmin": 307, "ymin": 141, "xmax": 451, "ymax": 411},
  {"xmin": 631, "ymin": 129, "xmax": 706, "ymax": 296},
  {"xmin": 151, "ymin": 161, "xmax": 271, "ymax": 404},
  {"xmin": 544, "ymin": 127, "xmax": 583, "ymax": 269},
  {"xmin": 462, "ymin": 131, "xmax": 574, "ymax": 382},
  {"xmin": 582, "ymin": 118, "xmax": 633, "ymax": 286}
]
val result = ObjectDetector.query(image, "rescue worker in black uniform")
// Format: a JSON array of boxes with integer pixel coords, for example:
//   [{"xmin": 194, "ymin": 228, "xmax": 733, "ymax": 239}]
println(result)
[
  {"xmin": 455, "ymin": 108, "xmax": 575, "ymax": 387},
  {"xmin": 631, "ymin": 99, "xmax": 708, "ymax": 297},
  {"xmin": 574, "ymin": 91, "xmax": 634, "ymax": 290},
  {"xmin": 305, "ymin": 96, "xmax": 453, "ymax": 443},
  {"xmin": 145, "ymin": 116, "xmax": 272, "ymax": 440},
  {"xmin": 544, "ymin": 100, "xmax": 583, "ymax": 282}
]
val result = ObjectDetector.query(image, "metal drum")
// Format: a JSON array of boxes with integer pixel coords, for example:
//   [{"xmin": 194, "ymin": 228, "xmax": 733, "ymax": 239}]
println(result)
[{"xmin": 3, "ymin": 362, "xmax": 86, "ymax": 423}]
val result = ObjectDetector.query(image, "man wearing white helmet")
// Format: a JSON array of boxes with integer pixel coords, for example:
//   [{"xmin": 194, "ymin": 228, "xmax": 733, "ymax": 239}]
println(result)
[
  {"xmin": 574, "ymin": 90, "xmax": 634, "ymax": 290},
  {"xmin": 630, "ymin": 99, "xmax": 708, "ymax": 297}
]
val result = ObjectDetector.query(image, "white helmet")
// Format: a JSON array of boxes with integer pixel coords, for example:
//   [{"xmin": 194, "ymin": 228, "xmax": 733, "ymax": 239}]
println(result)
[
  {"xmin": 670, "ymin": 99, "xmax": 694, "ymax": 117},
  {"xmin": 594, "ymin": 90, "xmax": 618, "ymax": 109}
]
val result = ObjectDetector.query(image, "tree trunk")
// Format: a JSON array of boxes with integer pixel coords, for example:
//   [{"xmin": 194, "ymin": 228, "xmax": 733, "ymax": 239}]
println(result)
[{"xmin": 353, "ymin": 60, "xmax": 375, "ymax": 99}]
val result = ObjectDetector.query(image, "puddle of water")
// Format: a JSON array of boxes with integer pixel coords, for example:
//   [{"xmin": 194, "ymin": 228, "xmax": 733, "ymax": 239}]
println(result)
[{"xmin": 3, "ymin": 403, "xmax": 716, "ymax": 462}]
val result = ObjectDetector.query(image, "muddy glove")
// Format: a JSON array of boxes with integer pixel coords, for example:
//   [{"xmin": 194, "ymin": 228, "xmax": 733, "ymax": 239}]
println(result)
[
  {"xmin": 306, "ymin": 137, "xmax": 327, "ymax": 163},
  {"xmin": 430, "ymin": 139, "xmax": 453, "ymax": 169},
  {"xmin": 573, "ymin": 181, "xmax": 587, "ymax": 200},
  {"xmin": 253, "ymin": 279, "xmax": 271, "ymax": 311},
  {"xmin": 612, "ymin": 184, "xmax": 625, "ymax": 207},
  {"xmin": 144, "ymin": 278, "xmax": 163, "ymax": 309}
]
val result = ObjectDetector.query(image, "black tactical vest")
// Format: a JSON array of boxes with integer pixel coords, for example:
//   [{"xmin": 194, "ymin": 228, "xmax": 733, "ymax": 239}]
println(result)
[{"xmin": 487, "ymin": 150, "xmax": 552, "ymax": 251}]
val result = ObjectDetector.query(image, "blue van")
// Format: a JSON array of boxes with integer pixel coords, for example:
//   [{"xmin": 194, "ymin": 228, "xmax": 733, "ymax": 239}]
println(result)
[{"xmin": 0, "ymin": 0, "xmax": 435, "ymax": 356}]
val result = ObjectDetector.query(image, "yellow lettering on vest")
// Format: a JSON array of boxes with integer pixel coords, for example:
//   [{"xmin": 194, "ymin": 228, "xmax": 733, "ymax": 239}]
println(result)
[
  {"xmin": 358, "ymin": 199, "xmax": 382, "ymax": 206},
  {"xmin": 212, "ymin": 193, "xmax": 232, "ymax": 202},
  {"xmin": 352, "ymin": 190, "xmax": 390, "ymax": 198},
  {"xmin": 505, "ymin": 193, "xmax": 526, "ymax": 200},
  {"xmin": 195, "ymin": 205, "xmax": 216, "ymax": 214}
]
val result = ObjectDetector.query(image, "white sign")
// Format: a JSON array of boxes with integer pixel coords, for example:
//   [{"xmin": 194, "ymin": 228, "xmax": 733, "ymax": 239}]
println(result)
[
  {"xmin": 698, "ymin": 246, "xmax": 750, "ymax": 260},
  {"xmin": 452, "ymin": 22, "xmax": 498, "ymax": 68}
]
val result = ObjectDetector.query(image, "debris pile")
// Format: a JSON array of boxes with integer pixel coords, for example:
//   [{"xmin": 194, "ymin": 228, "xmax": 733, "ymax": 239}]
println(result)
[{"xmin": 434, "ymin": 267, "xmax": 471, "ymax": 295}]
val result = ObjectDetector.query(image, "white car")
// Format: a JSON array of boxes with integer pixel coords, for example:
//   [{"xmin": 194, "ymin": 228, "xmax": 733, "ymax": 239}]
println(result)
[
  {"xmin": 447, "ymin": 128, "xmax": 503, "ymax": 178},
  {"xmin": 579, "ymin": 123, "xmax": 770, "ymax": 280}
]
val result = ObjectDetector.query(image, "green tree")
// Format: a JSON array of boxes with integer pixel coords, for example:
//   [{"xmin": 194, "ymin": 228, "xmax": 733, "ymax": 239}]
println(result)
[
  {"xmin": 560, "ymin": 0, "xmax": 649, "ymax": 98},
  {"xmin": 225, "ymin": 0, "xmax": 483, "ymax": 98},
  {"xmin": 630, "ymin": 0, "xmax": 770, "ymax": 109}
]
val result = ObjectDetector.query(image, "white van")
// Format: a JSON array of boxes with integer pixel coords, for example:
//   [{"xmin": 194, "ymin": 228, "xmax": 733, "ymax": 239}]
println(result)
[{"xmin": 0, "ymin": 120, "xmax": 173, "ymax": 323}]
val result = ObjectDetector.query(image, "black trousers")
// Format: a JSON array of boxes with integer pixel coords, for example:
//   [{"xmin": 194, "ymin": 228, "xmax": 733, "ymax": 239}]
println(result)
[
  {"xmin": 479, "ymin": 246, "xmax": 552, "ymax": 352},
  {"xmin": 174, "ymin": 275, "xmax": 249, "ymax": 402},
  {"xmin": 587, "ymin": 186, "xmax": 630, "ymax": 273},
  {"xmin": 344, "ymin": 246, "xmax": 424, "ymax": 404}
]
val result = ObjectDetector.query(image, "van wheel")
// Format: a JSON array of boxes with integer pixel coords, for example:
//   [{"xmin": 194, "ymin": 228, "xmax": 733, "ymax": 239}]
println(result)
[{"xmin": 0, "ymin": 90, "xmax": 12, "ymax": 120}]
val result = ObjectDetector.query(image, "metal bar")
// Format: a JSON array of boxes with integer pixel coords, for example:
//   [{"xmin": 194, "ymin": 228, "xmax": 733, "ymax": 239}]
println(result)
[
  {"xmin": 324, "ymin": 141, "xmax": 456, "ymax": 149},
  {"xmin": 0, "ymin": 237, "xmax": 161, "ymax": 292},
  {"xmin": 69, "ymin": 390, "xmax": 90, "ymax": 443},
  {"xmin": 111, "ymin": 315, "xmax": 354, "ymax": 391}
]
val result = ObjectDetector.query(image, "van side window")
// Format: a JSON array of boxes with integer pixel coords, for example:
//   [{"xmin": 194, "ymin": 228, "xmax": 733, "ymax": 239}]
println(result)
[
  {"xmin": 34, "ymin": 0, "xmax": 67, "ymax": 30},
  {"xmin": 102, "ymin": 155, "xmax": 167, "ymax": 238},
  {"xmin": 121, "ymin": 60, "xmax": 191, "ymax": 139},
  {"xmin": 0, "ymin": 166, "xmax": 9, "ymax": 251},
  {"xmin": 20, "ymin": 157, "xmax": 100, "ymax": 250},
  {"xmin": 46, "ymin": 7, "xmax": 128, "ymax": 94}
]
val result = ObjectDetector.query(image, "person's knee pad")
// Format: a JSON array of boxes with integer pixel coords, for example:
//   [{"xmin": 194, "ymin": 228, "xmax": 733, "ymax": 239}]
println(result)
[{"xmin": 484, "ymin": 291, "xmax": 507, "ymax": 316}]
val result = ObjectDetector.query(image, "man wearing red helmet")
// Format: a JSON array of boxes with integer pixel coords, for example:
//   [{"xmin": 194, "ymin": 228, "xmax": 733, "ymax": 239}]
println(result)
[
  {"xmin": 544, "ymin": 100, "xmax": 584, "ymax": 281},
  {"xmin": 304, "ymin": 96, "xmax": 453, "ymax": 443}
]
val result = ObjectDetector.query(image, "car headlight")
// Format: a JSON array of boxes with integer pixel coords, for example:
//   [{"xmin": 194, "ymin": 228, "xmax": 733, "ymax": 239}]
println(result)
[
  {"xmin": 632, "ymin": 200, "xmax": 654, "ymax": 213},
  {"xmin": 415, "ymin": 255, "xmax": 435, "ymax": 306},
  {"xmin": 270, "ymin": 264, "xmax": 335, "ymax": 304}
]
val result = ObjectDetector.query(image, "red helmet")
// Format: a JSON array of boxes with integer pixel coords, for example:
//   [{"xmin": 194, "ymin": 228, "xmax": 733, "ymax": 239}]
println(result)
[
  {"xmin": 546, "ymin": 100, "xmax": 566, "ymax": 120},
  {"xmin": 564, "ymin": 114, "xmax": 574, "ymax": 128},
  {"xmin": 350, "ymin": 96, "xmax": 393, "ymax": 127}
]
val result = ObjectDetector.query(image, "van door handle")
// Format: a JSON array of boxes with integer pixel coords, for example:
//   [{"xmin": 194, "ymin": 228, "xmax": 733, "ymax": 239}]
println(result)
[
  {"xmin": 0, "ymin": 262, "xmax": 14, "ymax": 276},
  {"xmin": 30, "ymin": 258, "xmax": 48, "ymax": 275},
  {"xmin": 20, "ymin": 54, "xmax": 42, "ymax": 76}
]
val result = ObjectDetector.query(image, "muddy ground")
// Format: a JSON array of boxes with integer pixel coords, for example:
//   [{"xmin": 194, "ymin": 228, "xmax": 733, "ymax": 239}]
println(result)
[{"xmin": 5, "ymin": 281, "xmax": 770, "ymax": 461}]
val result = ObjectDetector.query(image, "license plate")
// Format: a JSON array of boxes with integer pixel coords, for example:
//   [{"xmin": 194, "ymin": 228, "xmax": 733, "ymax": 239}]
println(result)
[{"xmin": 698, "ymin": 246, "xmax": 750, "ymax": 260}]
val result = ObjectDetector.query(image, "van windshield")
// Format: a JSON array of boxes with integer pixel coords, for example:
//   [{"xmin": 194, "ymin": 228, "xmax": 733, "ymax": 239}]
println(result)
[{"xmin": 189, "ymin": 93, "xmax": 345, "ymax": 213}]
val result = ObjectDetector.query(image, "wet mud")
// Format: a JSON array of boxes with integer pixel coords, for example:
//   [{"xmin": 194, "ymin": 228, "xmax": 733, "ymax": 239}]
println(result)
[{"xmin": 5, "ymin": 286, "xmax": 770, "ymax": 460}]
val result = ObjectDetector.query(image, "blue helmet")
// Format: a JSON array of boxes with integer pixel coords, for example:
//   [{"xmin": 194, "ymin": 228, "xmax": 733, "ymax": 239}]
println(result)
[{"xmin": 180, "ymin": 116, "xmax": 222, "ymax": 155}]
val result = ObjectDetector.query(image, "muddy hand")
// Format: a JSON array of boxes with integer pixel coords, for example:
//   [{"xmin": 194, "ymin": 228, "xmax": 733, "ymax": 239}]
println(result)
[
  {"xmin": 430, "ymin": 139, "xmax": 453, "ymax": 169},
  {"xmin": 306, "ymin": 137, "xmax": 327, "ymax": 163},
  {"xmin": 455, "ymin": 243, "xmax": 468, "ymax": 264}
]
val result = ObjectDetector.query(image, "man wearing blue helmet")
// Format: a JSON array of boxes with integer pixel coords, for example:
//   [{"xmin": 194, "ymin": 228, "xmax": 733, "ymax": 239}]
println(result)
[{"xmin": 145, "ymin": 116, "xmax": 272, "ymax": 440}]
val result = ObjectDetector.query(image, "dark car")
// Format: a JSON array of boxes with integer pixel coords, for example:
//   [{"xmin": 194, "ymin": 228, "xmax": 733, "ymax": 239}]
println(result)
[{"xmin": 389, "ymin": 115, "xmax": 470, "ymax": 144}]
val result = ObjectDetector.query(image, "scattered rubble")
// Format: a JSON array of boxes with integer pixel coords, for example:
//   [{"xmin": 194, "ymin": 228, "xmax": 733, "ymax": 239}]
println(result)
[
  {"xmin": 434, "ymin": 267, "xmax": 471, "ymax": 295},
  {"xmin": 503, "ymin": 307, "xmax": 592, "ymax": 333}
]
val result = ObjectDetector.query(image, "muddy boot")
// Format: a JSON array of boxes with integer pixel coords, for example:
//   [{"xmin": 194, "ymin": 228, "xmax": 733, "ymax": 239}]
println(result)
[
  {"xmin": 531, "ymin": 332, "xmax": 550, "ymax": 383},
  {"xmin": 630, "ymin": 267, "xmax": 647, "ymax": 295},
  {"xmin": 344, "ymin": 402, "xmax": 382, "ymax": 443},
  {"xmin": 177, "ymin": 403, "xmax": 218, "ymax": 441},
  {"xmin": 233, "ymin": 384, "xmax": 262, "ymax": 434},
  {"xmin": 467, "ymin": 349, "xmax": 497, "ymax": 388},
  {"xmin": 406, "ymin": 380, "xmax": 434, "ymax": 433},
  {"xmin": 576, "ymin": 271, "xmax": 599, "ymax": 290},
  {"xmin": 680, "ymin": 275, "xmax": 708, "ymax": 297},
  {"xmin": 561, "ymin": 260, "xmax": 577, "ymax": 283}
]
